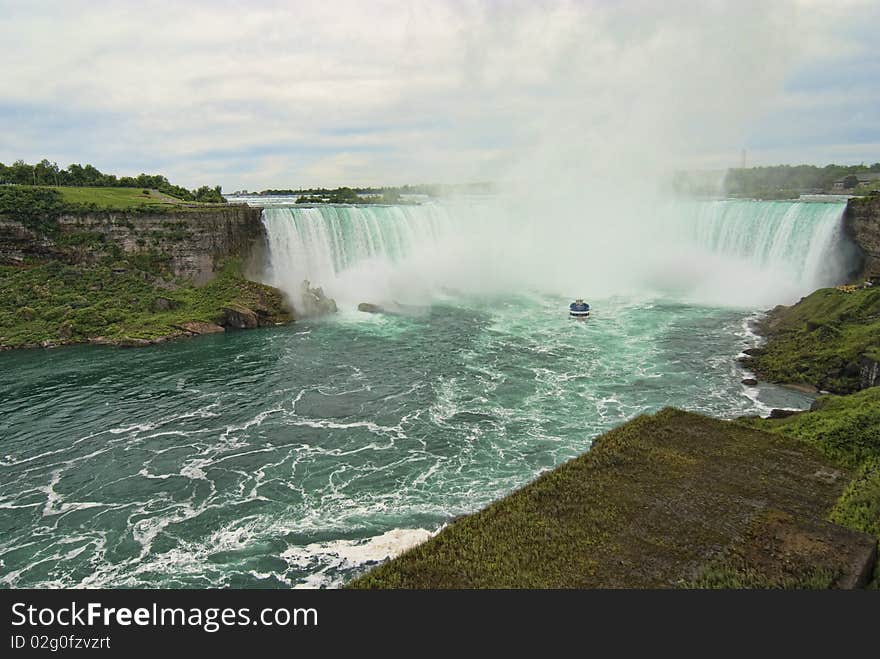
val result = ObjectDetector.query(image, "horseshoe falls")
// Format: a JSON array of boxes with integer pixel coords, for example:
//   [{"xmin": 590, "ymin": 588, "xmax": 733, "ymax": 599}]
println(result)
[
  {"xmin": 261, "ymin": 199, "xmax": 851, "ymax": 313},
  {"xmin": 0, "ymin": 198, "xmax": 852, "ymax": 588}
]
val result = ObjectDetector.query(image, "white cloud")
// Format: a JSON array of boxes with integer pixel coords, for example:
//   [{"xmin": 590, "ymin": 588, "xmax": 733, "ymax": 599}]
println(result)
[{"xmin": 0, "ymin": 0, "xmax": 876, "ymax": 189}]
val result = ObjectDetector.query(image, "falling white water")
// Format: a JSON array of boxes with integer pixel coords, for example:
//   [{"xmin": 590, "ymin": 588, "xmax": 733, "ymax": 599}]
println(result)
[
  {"xmin": 261, "ymin": 199, "xmax": 851, "ymax": 312},
  {"xmin": 647, "ymin": 199, "xmax": 852, "ymax": 306},
  {"xmin": 685, "ymin": 200, "xmax": 848, "ymax": 285},
  {"xmin": 261, "ymin": 203, "xmax": 458, "ymax": 311}
]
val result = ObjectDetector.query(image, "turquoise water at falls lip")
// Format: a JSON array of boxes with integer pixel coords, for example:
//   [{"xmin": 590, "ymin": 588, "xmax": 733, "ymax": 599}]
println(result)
[
  {"xmin": 0, "ymin": 198, "xmax": 843, "ymax": 588},
  {"xmin": 0, "ymin": 297, "xmax": 812, "ymax": 588}
]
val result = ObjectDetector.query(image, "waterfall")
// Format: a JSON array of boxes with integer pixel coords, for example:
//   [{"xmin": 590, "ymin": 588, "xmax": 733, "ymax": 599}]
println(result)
[
  {"xmin": 679, "ymin": 199, "xmax": 850, "ymax": 292},
  {"xmin": 261, "ymin": 198, "xmax": 852, "ymax": 311},
  {"xmin": 261, "ymin": 204, "xmax": 456, "ymax": 311}
]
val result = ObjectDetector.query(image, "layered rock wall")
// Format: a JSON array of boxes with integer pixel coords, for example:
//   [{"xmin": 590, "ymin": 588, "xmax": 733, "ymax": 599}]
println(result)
[
  {"xmin": 843, "ymin": 195, "xmax": 880, "ymax": 280},
  {"xmin": 0, "ymin": 205, "xmax": 266, "ymax": 283}
]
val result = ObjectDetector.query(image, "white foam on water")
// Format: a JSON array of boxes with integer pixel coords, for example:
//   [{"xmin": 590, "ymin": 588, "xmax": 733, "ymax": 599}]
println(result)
[{"xmin": 282, "ymin": 527, "xmax": 436, "ymax": 588}]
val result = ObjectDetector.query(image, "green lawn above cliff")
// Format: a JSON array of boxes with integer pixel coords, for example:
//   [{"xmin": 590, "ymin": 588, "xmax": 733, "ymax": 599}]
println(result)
[
  {"xmin": 0, "ymin": 186, "xmax": 229, "ymax": 233},
  {"xmin": 52, "ymin": 185, "xmax": 183, "ymax": 209},
  {"xmin": 349, "ymin": 408, "xmax": 875, "ymax": 589},
  {"xmin": 743, "ymin": 286, "xmax": 880, "ymax": 392}
]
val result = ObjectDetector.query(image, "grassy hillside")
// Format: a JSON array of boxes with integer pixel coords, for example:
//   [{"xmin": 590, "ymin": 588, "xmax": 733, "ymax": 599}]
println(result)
[
  {"xmin": 0, "ymin": 185, "xmax": 222, "ymax": 234},
  {"xmin": 52, "ymin": 185, "xmax": 184, "ymax": 209},
  {"xmin": 349, "ymin": 408, "xmax": 875, "ymax": 589},
  {"xmin": 743, "ymin": 286, "xmax": 880, "ymax": 393},
  {"xmin": 0, "ymin": 184, "xmax": 285, "ymax": 348},
  {"xmin": 0, "ymin": 257, "xmax": 290, "ymax": 348}
]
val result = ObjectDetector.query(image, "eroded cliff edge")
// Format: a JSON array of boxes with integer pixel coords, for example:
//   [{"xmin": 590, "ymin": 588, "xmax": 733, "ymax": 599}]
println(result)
[
  {"xmin": 0, "ymin": 205, "xmax": 292, "ymax": 349},
  {"xmin": 843, "ymin": 194, "xmax": 880, "ymax": 280},
  {"xmin": 0, "ymin": 205, "xmax": 268, "ymax": 283}
]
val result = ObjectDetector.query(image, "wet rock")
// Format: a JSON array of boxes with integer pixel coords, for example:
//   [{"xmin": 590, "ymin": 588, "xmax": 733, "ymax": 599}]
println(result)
[
  {"xmin": 860, "ymin": 356, "xmax": 880, "ymax": 388},
  {"xmin": 767, "ymin": 408, "xmax": 802, "ymax": 420},
  {"xmin": 299, "ymin": 280, "xmax": 338, "ymax": 316},
  {"xmin": 179, "ymin": 321, "xmax": 225, "ymax": 335},
  {"xmin": 843, "ymin": 361, "xmax": 862, "ymax": 377},
  {"xmin": 742, "ymin": 348, "xmax": 765, "ymax": 357},
  {"xmin": 222, "ymin": 306, "xmax": 259, "ymax": 329},
  {"xmin": 358, "ymin": 302, "xmax": 383, "ymax": 313},
  {"xmin": 843, "ymin": 195, "xmax": 880, "ymax": 281},
  {"xmin": 741, "ymin": 378, "xmax": 758, "ymax": 386},
  {"xmin": 118, "ymin": 338, "xmax": 152, "ymax": 348}
]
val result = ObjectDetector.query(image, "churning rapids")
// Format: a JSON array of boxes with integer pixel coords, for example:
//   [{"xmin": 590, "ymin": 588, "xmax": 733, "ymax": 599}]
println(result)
[{"xmin": 0, "ymin": 198, "xmax": 851, "ymax": 587}]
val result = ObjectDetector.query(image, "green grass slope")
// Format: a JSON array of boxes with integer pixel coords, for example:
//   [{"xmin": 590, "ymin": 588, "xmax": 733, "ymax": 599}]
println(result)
[
  {"xmin": 0, "ymin": 257, "xmax": 290, "ymax": 348},
  {"xmin": 350, "ymin": 408, "xmax": 874, "ymax": 589},
  {"xmin": 739, "ymin": 388, "xmax": 880, "ymax": 585},
  {"xmin": 52, "ymin": 185, "xmax": 183, "ymax": 209}
]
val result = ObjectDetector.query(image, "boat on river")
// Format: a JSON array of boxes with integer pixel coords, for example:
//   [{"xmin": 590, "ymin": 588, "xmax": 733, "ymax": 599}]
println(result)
[{"xmin": 569, "ymin": 298, "xmax": 590, "ymax": 319}]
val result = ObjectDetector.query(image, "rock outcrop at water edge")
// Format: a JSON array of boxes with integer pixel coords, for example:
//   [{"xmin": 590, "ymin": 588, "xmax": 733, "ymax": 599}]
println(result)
[{"xmin": 298, "ymin": 280, "xmax": 338, "ymax": 316}]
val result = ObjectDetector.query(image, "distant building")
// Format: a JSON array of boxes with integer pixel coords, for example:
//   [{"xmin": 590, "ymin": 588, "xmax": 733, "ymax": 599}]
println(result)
[{"xmin": 832, "ymin": 172, "xmax": 880, "ymax": 191}]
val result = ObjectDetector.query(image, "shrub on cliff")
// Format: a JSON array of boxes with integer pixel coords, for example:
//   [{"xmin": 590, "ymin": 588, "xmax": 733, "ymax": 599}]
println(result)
[{"xmin": 0, "ymin": 186, "xmax": 65, "ymax": 232}]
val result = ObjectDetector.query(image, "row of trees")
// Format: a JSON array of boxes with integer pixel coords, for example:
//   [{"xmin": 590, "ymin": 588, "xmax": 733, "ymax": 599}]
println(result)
[
  {"xmin": 723, "ymin": 163, "xmax": 880, "ymax": 196},
  {"xmin": 0, "ymin": 159, "xmax": 225, "ymax": 203},
  {"xmin": 233, "ymin": 182, "xmax": 497, "ymax": 197}
]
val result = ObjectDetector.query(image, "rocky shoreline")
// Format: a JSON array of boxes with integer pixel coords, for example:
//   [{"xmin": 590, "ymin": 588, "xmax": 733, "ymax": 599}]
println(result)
[{"xmin": 4, "ymin": 307, "xmax": 291, "ymax": 351}]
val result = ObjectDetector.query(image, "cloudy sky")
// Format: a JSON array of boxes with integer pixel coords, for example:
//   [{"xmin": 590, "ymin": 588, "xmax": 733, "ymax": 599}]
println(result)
[{"xmin": 1, "ymin": 0, "xmax": 878, "ymax": 190}]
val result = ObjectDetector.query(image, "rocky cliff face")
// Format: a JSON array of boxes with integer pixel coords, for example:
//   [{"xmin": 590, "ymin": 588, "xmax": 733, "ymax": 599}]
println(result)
[
  {"xmin": 862, "ymin": 356, "xmax": 880, "ymax": 389},
  {"xmin": 843, "ymin": 195, "xmax": 880, "ymax": 279},
  {"xmin": 0, "ymin": 204, "xmax": 297, "ymax": 349},
  {"xmin": 0, "ymin": 205, "xmax": 266, "ymax": 283}
]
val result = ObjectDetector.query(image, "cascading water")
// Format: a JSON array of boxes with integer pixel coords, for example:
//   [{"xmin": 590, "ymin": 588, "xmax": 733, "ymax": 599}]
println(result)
[
  {"xmin": 261, "ymin": 198, "xmax": 850, "ymax": 311},
  {"xmin": 669, "ymin": 199, "xmax": 851, "ymax": 303},
  {"xmin": 686, "ymin": 201, "xmax": 845, "ymax": 279},
  {"xmin": 261, "ymin": 204, "xmax": 454, "ymax": 312}
]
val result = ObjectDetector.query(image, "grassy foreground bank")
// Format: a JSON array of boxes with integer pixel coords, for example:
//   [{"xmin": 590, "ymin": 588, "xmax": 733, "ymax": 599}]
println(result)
[
  {"xmin": 350, "ymin": 404, "xmax": 877, "ymax": 589},
  {"xmin": 741, "ymin": 387, "xmax": 880, "ymax": 544}
]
